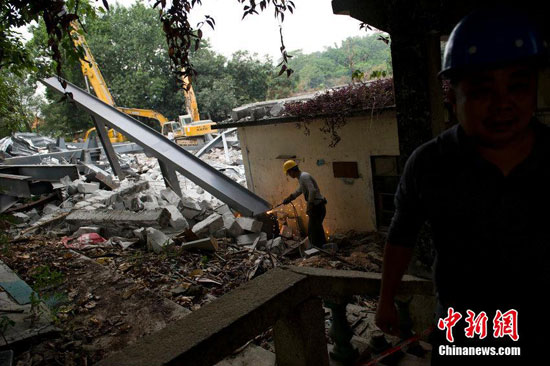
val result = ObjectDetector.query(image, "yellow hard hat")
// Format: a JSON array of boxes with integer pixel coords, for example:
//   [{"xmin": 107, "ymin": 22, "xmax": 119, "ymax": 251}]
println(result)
[{"xmin": 283, "ymin": 160, "xmax": 297, "ymax": 174}]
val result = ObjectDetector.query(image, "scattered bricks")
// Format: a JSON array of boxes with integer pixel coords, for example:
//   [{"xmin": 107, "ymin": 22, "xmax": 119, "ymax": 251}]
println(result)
[
  {"xmin": 198, "ymin": 199, "xmax": 213, "ymax": 211},
  {"xmin": 266, "ymin": 237, "xmax": 285, "ymax": 255},
  {"xmin": 213, "ymin": 228, "xmax": 227, "ymax": 239},
  {"xmin": 280, "ymin": 225, "xmax": 293, "ymax": 239},
  {"xmin": 11, "ymin": 212, "xmax": 30, "ymax": 224},
  {"xmin": 214, "ymin": 204, "xmax": 232, "ymax": 216},
  {"xmin": 140, "ymin": 194, "xmax": 157, "ymax": 203},
  {"xmin": 160, "ymin": 188, "xmax": 181, "ymax": 206},
  {"xmin": 165, "ymin": 205, "xmax": 189, "ymax": 230},
  {"xmin": 131, "ymin": 197, "xmax": 144, "ymax": 211},
  {"xmin": 42, "ymin": 203, "xmax": 59, "ymax": 216},
  {"xmin": 180, "ymin": 237, "xmax": 219, "ymax": 251},
  {"xmin": 74, "ymin": 201, "xmax": 91, "ymax": 209},
  {"xmin": 145, "ymin": 227, "xmax": 173, "ymax": 253},
  {"xmin": 304, "ymin": 248, "xmax": 320, "ymax": 257},
  {"xmin": 61, "ymin": 201, "xmax": 74, "ymax": 209},
  {"xmin": 192, "ymin": 213, "xmax": 223, "ymax": 238},
  {"xmin": 77, "ymin": 181, "xmax": 100, "ymax": 194},
  {"xmin": 116, "ymin": 180, "xmax": 149, "ymax": 197},
  {"xmin": 179, "ymin": 197, "xmax": 202, "ymax": 219},
  {"xmin": 143, "ymin": 201, "xmax": 159, "ymax": 211},
  {"xmin": 73, "ymin": 226, "xmax": 101, "ymax": 237},
  {"xmin": 67, "ymin": 184, "xmax": 79, "ymax": 195},
  {"xmin": 133, "ymin": 227, "xmax": 146, "ymax": 242},
  {"xmin": 94, "ymin": 172, "xmax": 119, "ymax": 190},
  {"xmin": 236, "ymin": 217, "xmax": 263, "ymax": 233},
  {"xmin": 26, "ymin": 209, "xmax": 40, "ymax": 223},
  {"xmin": 222, "ymin": 213, "xmax": 244, "ymax": 238},
  {"xmin": 236, "ymin": 232, "xmax": 267, "ymax": 247},
  {"xmin": 66, "ymin": 208, "xmax": 170, "ymax": 237}
]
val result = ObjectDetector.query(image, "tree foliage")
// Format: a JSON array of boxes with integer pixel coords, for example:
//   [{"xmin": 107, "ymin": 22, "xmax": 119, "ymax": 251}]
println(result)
[{"xmin": 0, "ymin": 71, "xmax": 38, "ymax": 138}]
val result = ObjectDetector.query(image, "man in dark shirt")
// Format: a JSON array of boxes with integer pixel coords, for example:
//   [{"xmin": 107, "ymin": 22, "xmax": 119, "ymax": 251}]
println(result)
[{"xmin": 375, "ymin": 8, "xmax": 548, "ymax": 365}]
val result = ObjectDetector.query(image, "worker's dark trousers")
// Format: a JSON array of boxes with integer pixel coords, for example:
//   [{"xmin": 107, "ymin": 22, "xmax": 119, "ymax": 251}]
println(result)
[{"xmin": 307, "ymin": 202, "xmax": 326, "ymax": 247}]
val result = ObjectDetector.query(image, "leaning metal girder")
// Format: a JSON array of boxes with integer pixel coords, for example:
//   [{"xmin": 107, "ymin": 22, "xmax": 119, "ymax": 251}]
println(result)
[{"xmin": 41, "ymin": 77, "xmax": 271, "ymax": 216}]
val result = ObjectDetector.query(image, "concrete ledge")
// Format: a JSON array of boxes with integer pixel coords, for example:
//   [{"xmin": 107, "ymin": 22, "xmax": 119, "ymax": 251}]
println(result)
[{"xmin": 286, "ymin": 266, "xmax": 433, "ymax": 297}]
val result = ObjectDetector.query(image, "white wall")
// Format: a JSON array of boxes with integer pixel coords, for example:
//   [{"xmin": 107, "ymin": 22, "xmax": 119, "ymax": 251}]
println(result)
[{"xmin": 238, "ymin": 110, "xmax": 399, "ymax": 234}]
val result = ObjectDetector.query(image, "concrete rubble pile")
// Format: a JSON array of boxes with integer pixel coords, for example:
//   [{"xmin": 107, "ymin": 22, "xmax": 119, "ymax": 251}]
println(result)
[{"xmin": 4, "ymin": 140, "xmax": 311, "ymax": 262}]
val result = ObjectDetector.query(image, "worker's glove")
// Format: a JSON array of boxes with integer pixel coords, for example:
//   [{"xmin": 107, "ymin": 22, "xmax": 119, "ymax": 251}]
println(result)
[{"xmin": 282, "ymin": 196, "xmax": 292, "ymax": 205}]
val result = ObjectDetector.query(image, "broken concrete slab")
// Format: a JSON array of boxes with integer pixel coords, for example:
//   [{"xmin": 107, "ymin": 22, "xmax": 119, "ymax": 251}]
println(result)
[
  {"xmin": 116, "ymin": 180, "xmax": 149, "ymax": 197},
  {"xmin": 11, "ymin": 212, "xmax": 30, "ymax": 224},
  {"xmin": 146, "ymin": 227, "xmax": 173, "ymax": 253},
  {"xmin": 160, "ymin": 188, "xmax": 181, "ymax": 206},
  {"xmin": 165, "ymin": 205, "xmax": 189, "ymax": 230},
  {"xmin": 66, "ymin": 209, "xmax": 170, "ymax": 237},
  {"xmin": 192, "ymin": 213, "xmax": 224, "ymax": 238},
  {"xmin": 214, "ymin": 204, "xmax": 232, "ymax": 216},
  {"xmin": 236, "ymin": 217, "xmax": 263, "ymax": 233},
  {"xmin": 77, "ymin": 181, "xmax": 100, "ymax": 194},
  {"xmin": 236, "ymin": 232, "xmax": 267, "ymax": 247},
  {"xmin": 180, "ymin": 237, "xmax": 218, "ymax": 251},
  {"xmin": 42, "ymin": 203, "xmax": 59, "ymax": 216},
  {"xmin": 143, "ymin": 201, "xmax": 159, "ymax": 211},
  {"xmin": 304, "ymin": 248, "xmax": 320, "ymax": 257},
  {"xmin": 266, "ymin": 237, "xmax": 284, "ymax": 255},
  {"xmin": 222, "ymin": 213, "xmax": 244, "ymax": 238},
  {"xmin": 179, "ymin": 197, "xmax": 203, "ymax": 219}
]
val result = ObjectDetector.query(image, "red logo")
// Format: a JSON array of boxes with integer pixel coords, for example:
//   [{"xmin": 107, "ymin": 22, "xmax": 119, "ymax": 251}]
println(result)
[
  {"xmin": 493, "ymin": 309, "xmax": 519, "ymax": 341},
  {"xmin": 437, "ymin": 308, "xmax": 519, "ymax": 342},
  {"xmin": 438, "ymin": 307, "xmax": 462, "ymax": 342}
]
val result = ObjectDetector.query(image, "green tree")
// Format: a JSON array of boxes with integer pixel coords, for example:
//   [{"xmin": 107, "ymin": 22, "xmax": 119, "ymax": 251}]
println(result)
[
  {"xmin": 0, "ymin": 71, "xmax": 34, "ymax": 137},
  {"xmin": 226, "ymin": 51, "xmax": 272, "ymax": 105}
]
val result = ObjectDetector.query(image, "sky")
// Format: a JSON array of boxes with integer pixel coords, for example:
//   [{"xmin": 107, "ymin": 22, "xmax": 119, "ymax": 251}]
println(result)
[{"xmin": 111, "ymin": 0, "xmax": 371, "ymax": 60}]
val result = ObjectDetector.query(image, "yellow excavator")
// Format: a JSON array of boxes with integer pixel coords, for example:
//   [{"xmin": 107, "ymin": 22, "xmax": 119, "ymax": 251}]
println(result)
[
  {"xmin": 71, "ymin": 22, "xmax": 180, "ymax": 142},
  {"xmin": 178, "ymin": 73, "xmax": 217, "ymax": 146},
  {"xmin": 72, "ymin": 22, "xmax": 217, "ymax": 146}
]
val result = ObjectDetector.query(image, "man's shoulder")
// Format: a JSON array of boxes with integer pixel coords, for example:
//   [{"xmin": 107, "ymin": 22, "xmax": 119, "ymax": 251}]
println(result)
[
  {"xmin": 407, "ymin": 124, "xmax": 460, "ymax": 168},
  {"xmin": 300, "ymin": 171, "xmax": 312, "ymax": 180}
]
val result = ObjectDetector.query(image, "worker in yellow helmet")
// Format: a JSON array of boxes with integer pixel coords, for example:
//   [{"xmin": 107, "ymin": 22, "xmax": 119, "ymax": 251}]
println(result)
[{"xmin": 282, "ymin": 160, "xmax": 328, "ymax": 247}]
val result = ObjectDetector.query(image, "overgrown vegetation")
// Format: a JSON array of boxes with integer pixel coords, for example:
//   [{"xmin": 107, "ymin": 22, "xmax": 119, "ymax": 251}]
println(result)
[{"xmin": 284, "ymin": 78, "xmax": 395, "ymax": 147}]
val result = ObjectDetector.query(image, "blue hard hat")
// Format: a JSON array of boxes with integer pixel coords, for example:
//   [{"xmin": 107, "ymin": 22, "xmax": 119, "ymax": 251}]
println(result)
[{"xmin": 440, "ymin": 8, "xmax": 548, "ymax": 78}]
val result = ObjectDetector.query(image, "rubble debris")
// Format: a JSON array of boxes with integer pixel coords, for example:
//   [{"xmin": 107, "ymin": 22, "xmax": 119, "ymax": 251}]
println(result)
[
  {"xmin": 192, "ymin": 213, "xmax": 224, "ymax": 238},
  {"xmin": 160, "ymin": 188, "xmax": 181, "ymax": 206},
  {"xmin": 146, "ymin": 227, "xmax": 174, "ymax": 253},
  {"xmin": 266, "ymin": 237, "xmax": 284, "ymax": 255},
  {"xmin": 77, "ymin": 181, "xmax": 100, "ymax": 194},
  {"xmin": 11, "ymin": 212, "xmax": 30, "ymax": 224},
  {"xmin": 42, "ymin": 203, "xmax": 60, "ymax": 216},
  {"xmin": 237, "ymin": 232, "xmax": 267, "ymax": 248},
  {"xmin": 304, "ymin": 248, "xmax": 320, "ymax": 257},
  {"xmin": 236, "ymin": 217, "xmax": 263, "ymax": 233},
  {"xmin": 180, "ymin": 237, "xmax": 218, "ymax": 252},
  {"xmin": 72, "ymin": 226, "xmax": 101, "ymax": 237},
  {"xmin": 222, "ymin": 212, "xmax": 244, "ymax": 238},
  {"xmin": 165, "ymin": 205, "xmax": 189, "ymax": 230},
  {"xmin": 65, "ymin": 209, "xmax": 170, "ymax": 237}
]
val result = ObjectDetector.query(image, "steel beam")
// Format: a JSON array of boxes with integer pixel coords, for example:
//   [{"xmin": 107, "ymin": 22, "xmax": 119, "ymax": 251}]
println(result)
[
  {"xmin": 91, "ymin": 116, "xmax": 125, "ymax": 178},
  {"xmin": 158, "ymin": 161, "xmax": 182, "ymax": 197},
  {"xmin": 0, "ymin": 165, "xmax": 79, "ymax": 182},
  {"xmin": 195, "ymin": 128, "xmax": 237, "ymax": 158},
  {"xmin": 1, "ymin": 143, "xmax": 143, "ymax": 165},
  {"xmin": 0, "ymin": 173, "xmax": 53, "ymax": 198},
  {"xmin": 41, "ymin": 77, "xmax": 271, "ymax": 216}
]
